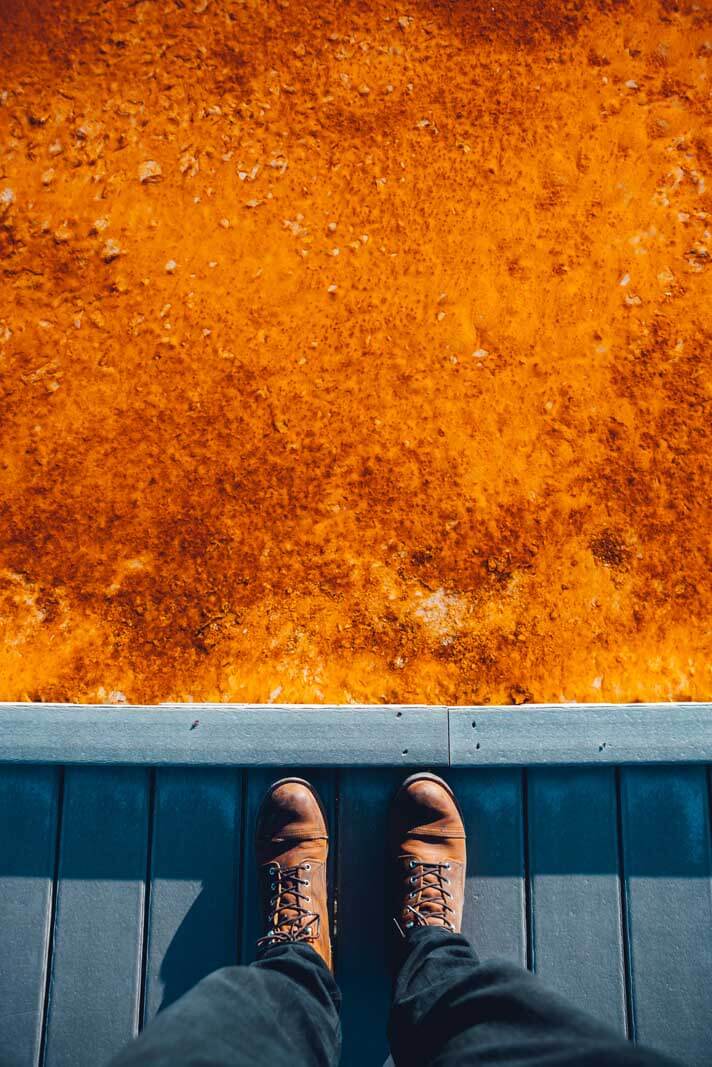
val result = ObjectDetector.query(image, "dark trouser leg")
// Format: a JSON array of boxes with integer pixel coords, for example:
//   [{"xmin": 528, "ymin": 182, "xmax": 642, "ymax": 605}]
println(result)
[
  {"xmin": 109, "ymin": 943, "xmax": 341, "ymax": 1067},
  {"xmin": 389, "ymin": 928, "xmax": 680, "ymax": 1067}
]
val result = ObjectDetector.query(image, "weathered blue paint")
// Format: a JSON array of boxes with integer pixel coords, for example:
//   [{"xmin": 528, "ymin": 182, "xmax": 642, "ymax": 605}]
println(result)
[
  {"xmin": 0, "ymin": 703, "xmax": 449, "ymax": 767},
  {"xmin": 620, "ymin": 766, "xmax": 712, "ymax": 1067},
  {"xmin": 450, "ymin": 703, "xmax": 712, "ymax": 767},
  {"xmin": 2, "ymin": 754, "xmax": 712, "ymax": 1066},
  {"xmin": 446, "ymin": 768, "xmax": 527, "ymax": 965},
  {"xmin": 337, "ymin": 769, "xmax": 402, "ymax": 1067},
  {"xmin": 0, "ymin": 765, "xmax": 59, "ymax": 1067},
  {"xmin": 2, "ymin": 702, "xmax": 711, "ymax": 769},
  {"xmin": 42, "ymin": 768, "xmax": 150, "ymax": 1067},
  {"xmin": 528, "ymin": 767, "xmax": 628, "ymax": 1033},
  {"xmin": 142, "ymin": 768, "xmax": 243, "ymax": 1021}
]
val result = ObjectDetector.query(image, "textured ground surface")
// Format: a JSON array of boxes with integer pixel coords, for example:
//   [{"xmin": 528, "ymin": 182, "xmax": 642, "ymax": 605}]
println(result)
[{"xmin": 0, "ymin": 0, "xmax": 710, "ymax": 704}]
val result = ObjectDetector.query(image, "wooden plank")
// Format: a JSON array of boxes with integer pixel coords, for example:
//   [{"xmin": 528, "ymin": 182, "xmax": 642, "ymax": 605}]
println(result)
[
  {"xmin": 620, "ymin": 766, "xmax": 712, "ymax": 1067},
  {"xmin": 450, "ymin": 704, "xmax": 712, "ymax": 767},
  {"xmin": 43, "ymin": 767, "xmax": 150, "ymax": 1067},
  {"xmin": 143, "ymin": 768, "xmax": 243, "ymax": 1021},
  {"xmin": 337, "ymin": 769, "xmax": 402, "ymax": 1067},
  {"xmin": 528, "ymin": 767, "xmax": 627, "ymax": 1033},
  {"xmin": 0, "ymin": 704, "xmax": 448, "ymax": 767},
  {"xmin": 239, "ymin": 769, "xmax": 336, "ymax": 962},
  {"xmin": 445, "ymin": 769, "xmax": 526, "ymax": 965},
  {"xmin": 0, "ymin": 766, "xmax": 60, "ymax": 1067}
]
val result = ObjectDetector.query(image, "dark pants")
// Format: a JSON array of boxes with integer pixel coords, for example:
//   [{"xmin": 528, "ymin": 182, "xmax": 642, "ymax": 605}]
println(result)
[{"xmin": 110, "ymin": 928, "xmax": 679, "ymax": 1067}]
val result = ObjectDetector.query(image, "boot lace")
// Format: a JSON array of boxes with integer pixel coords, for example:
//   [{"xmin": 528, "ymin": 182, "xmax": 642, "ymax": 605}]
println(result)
[
  {"xmin": 398, "ymin": 859, "xmax": 454, "ymax": 933},
  {"xmin": 257, "ymin": 862, "xmax": 320, "ymax": 948}
]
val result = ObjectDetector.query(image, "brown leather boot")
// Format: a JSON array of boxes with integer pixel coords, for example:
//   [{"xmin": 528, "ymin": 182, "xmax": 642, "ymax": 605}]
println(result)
[
  {"xmin": 255, "ymin": 777, "xmax": 332, "ymax": 970},
  {"xmin": 389, "ymin": 772, "xmax": 466, "ymax": 940}
]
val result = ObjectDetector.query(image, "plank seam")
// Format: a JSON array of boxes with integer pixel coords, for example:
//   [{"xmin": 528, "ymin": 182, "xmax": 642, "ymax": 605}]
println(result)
[
  {"xmin": 522, "ymin": 769, "xmax": 534, "ymax": 973},
  {"xmin": 235, "ymin": 769, "xmax": 248, "ymax": 965},
  {"xmin": 447, "ymin": 706, "xmax": 452, "ymax": 767},
  {"xmin": 615, "ymin": 768, "xmax": 636, "ymax": 1043},
  {"xmin": 38, "ymin": 765, "xmax": 64, "ymax": 1067},
  {"xmin": 333, "ymin": 769, "xmax": 341, "ymax": 959},
  {"xmin": 138, "ymin": 768, "xmax": 156, "ymax": 1031},
  {"xmin": 707, "ymin": 764, "xmax": 712, "ymax": 889}
]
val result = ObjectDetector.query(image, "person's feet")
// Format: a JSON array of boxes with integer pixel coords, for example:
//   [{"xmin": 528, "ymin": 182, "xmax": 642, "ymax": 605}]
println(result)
[
  {"xmin": 389, "ymin": 772, "xmax": 466, "ymax": 938},
  {"xmin": 255, "ymin": 777, "xmax": 332, "ymax": 970}
]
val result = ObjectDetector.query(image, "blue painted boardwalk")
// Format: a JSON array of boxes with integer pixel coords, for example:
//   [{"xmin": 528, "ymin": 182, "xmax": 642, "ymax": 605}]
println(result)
[{"xmin": 2, "ymin": 759, "xmax": 712, "ymax": 1067}]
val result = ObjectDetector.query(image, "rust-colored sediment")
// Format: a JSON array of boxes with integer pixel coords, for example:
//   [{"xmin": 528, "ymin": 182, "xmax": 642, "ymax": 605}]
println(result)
[{"xmin": 0, "ymin": 0, "xmax": 710, "ymax": 705}]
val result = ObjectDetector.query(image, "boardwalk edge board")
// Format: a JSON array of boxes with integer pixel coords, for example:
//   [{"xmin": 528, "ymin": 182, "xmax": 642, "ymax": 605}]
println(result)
[
  {"xmin": 0, "ymin": 703, "xmax": 448, "ymax": 767},
  {"xmin": 0, "ymin": 702, "xmax": 710, "ymax": 768},
  {"xmin": 449, "ymin": 703, "xmax": 712, "ymax": 767}
]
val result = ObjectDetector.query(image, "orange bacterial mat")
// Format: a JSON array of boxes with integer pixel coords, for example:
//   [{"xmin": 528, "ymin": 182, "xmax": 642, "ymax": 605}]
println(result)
[{"xmin": 0, "ymin": 0, "xmax": 710, "ymax": 704}]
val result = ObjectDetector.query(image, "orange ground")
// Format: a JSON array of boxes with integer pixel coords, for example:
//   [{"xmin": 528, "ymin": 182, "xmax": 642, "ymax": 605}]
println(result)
[{"xmin": 0, "ymin": 0, "xmax": 710, "ymax": 705}]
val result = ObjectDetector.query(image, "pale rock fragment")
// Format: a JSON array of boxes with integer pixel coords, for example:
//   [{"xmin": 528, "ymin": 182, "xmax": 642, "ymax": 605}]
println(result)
[
  {"xmin": 138, "ymin": 159, "xmax": 162, "ymax": 183},
  {"xmin": 103, "ymin": 238, "xmax": 122, "ymax": 262}
]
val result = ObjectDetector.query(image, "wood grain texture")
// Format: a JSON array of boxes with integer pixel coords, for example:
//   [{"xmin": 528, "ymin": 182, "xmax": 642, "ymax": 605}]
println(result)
[
  {"xmin": 142, "ymin": 768, "xmax": 243, "ymax": 1021},
  {"xmin": 528, "ymin": 767, "xmax": 627, "ymax": 1033},
  {"xmin": 0, "ymin": 766, "xmax": 60, "ymax": 1067},
  {"xmin": 450, "ymin": 704, "xmax": 712, "ymax": 767},
  {"xmin": 620, "ymin": 766, "xmax": 712, "ymax": 1067},
  {"xmin": 0, "ymin": 704, "xmax": 448, "ymax": 767},
  {"xmin": 43, "ymin": 767, "xmax": 150, "ymax": 1067},
  {"xmin": 445, "ymin": 768, "xmax": 527, "ymax": 965}
]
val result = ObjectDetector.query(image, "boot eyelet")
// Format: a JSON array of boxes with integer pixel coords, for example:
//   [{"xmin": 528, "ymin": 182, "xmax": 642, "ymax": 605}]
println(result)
[
  {"xmin": 270, "ymin": 882, "xmax": 276, "ymax": 890},
  {"xmin": 304, "ymin": 863, "xmax": 311, "ymax": 870},
  {"xmin": 305, "ymin": 896, "xmax": 311, "ymax": 903},
  {"xmin": 409, "ymin": 859, "xmax": 415, "ymax": 868},
  {"xmin": 410, "ymin": 876, "xmax": 417, "ymax": 884},
  {"xmin": 268, "ymin": 866, "xmax": 277, "ymax": 875},
  {"xmin": 445, "ymin": 863, "xmax": 451, "ymax": 869},
  {"xmin": 305, "ymin": 927, "xmax": 311, "ymax": 935}
]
